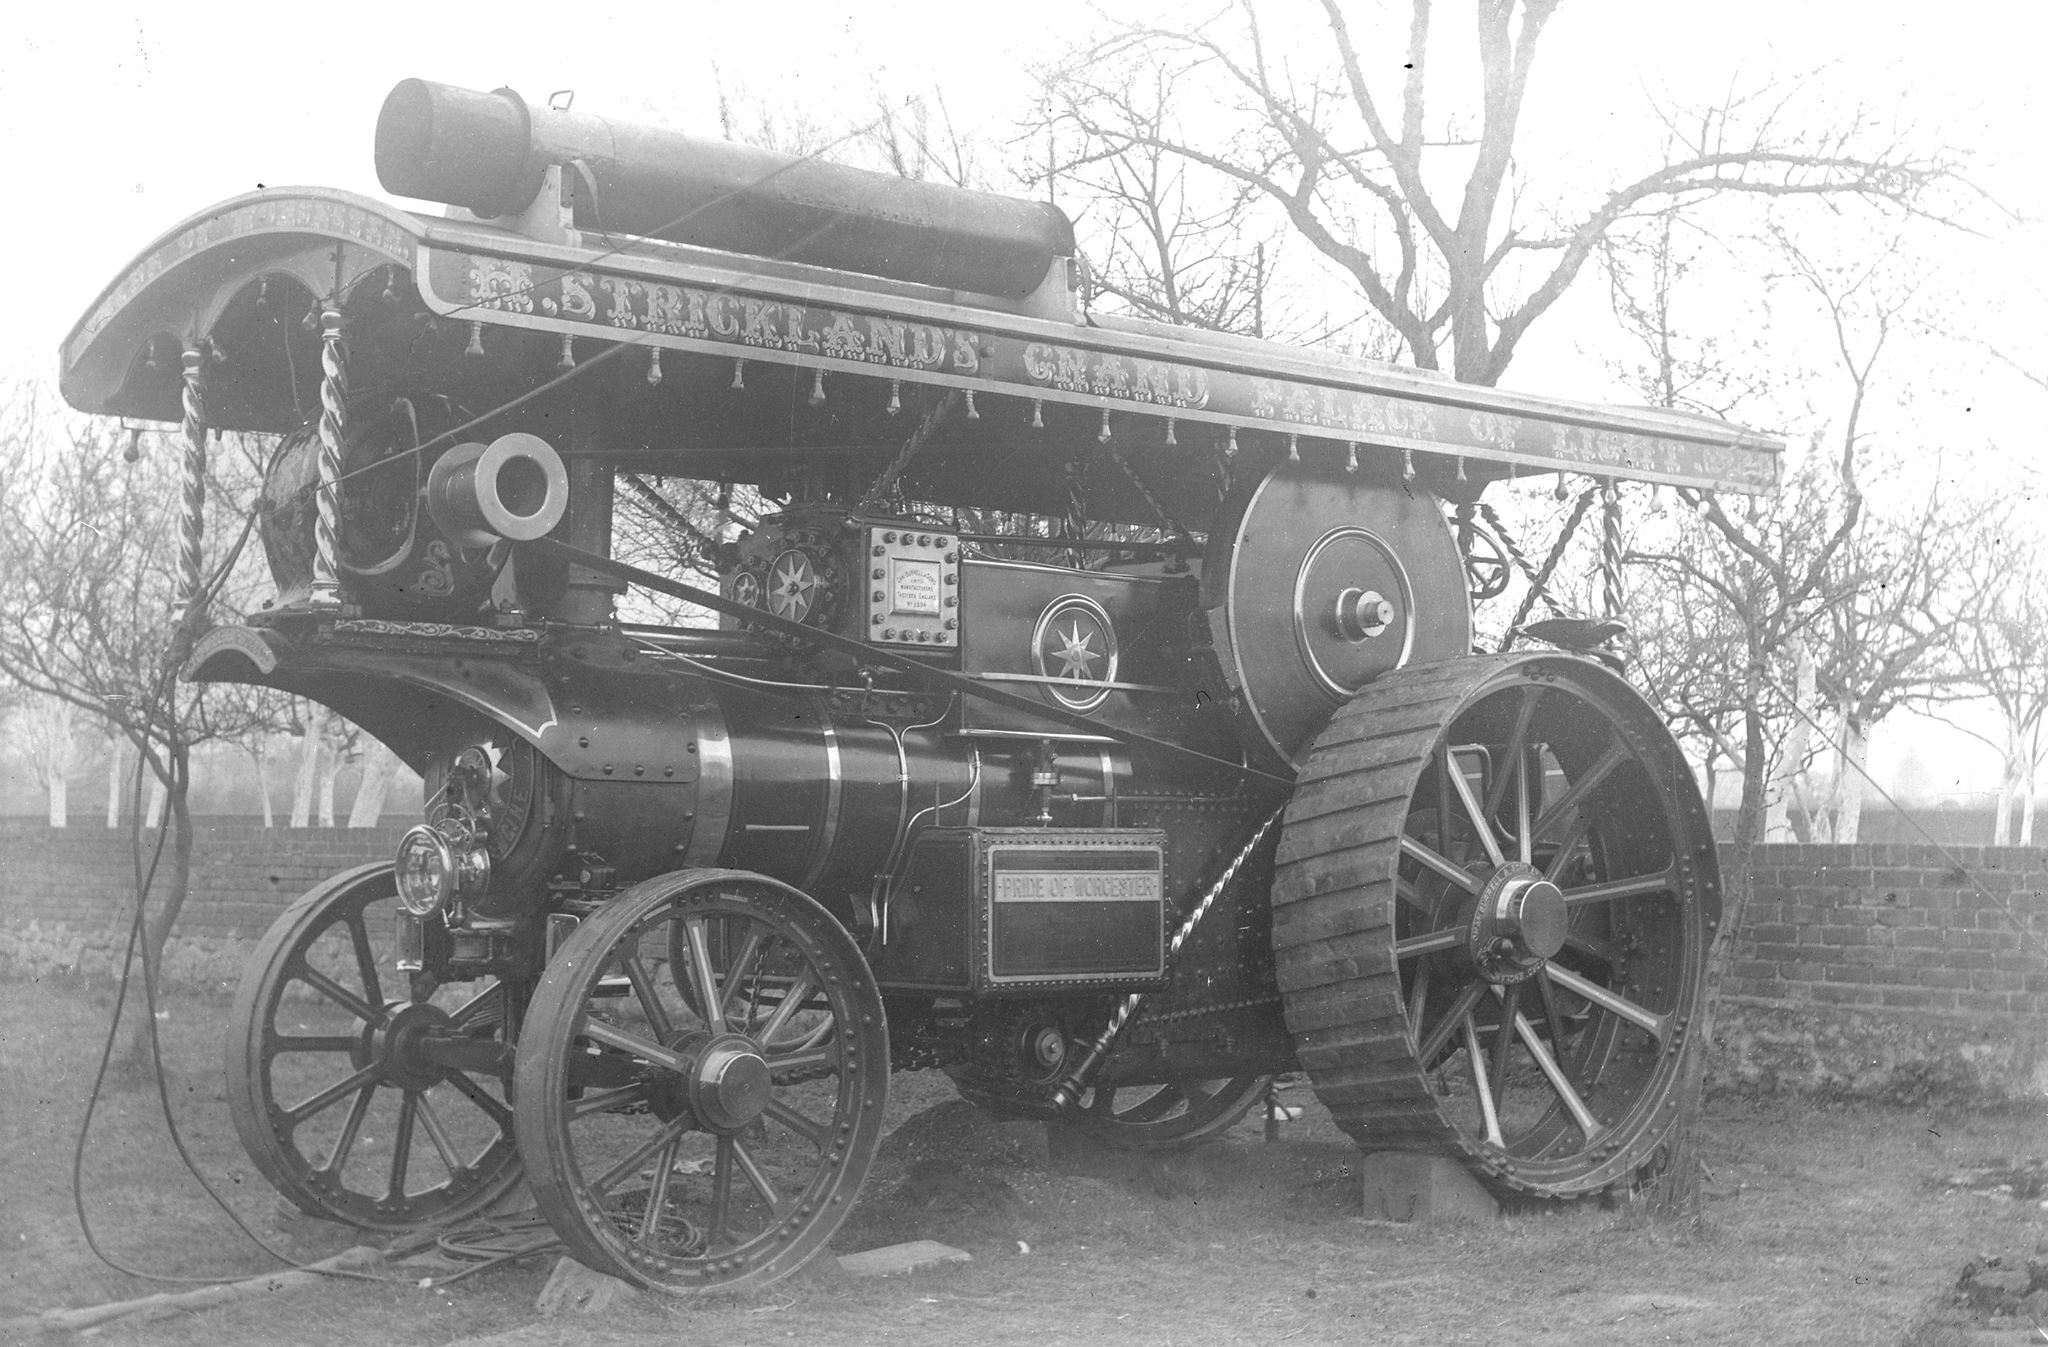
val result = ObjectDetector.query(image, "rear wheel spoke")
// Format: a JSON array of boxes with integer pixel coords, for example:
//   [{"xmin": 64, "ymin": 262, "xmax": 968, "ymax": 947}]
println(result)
[
  {"xmin": 1445, "ymin": 750, "xmax": 1507, "ymax": 868},
  {"xmin": 1461, "ymin": 1016, "xmax": 1504, "ymax": 1147},
  {"xmin": 1561, "ymin": 870, "xmax": 1674, "ymax": 908},
  {"xmin": 1532, "ymin": 742, "xmax": 1627, "ymax": 843},
  {"xmin": 1417, "ymin": 981, "xmax": 1486, "ymax": 1064},
  {"xmin": 1544, "ymin": 962, "xmax": 1671, "ymax": 1042},
  {"xmin": 1509, "ymin": 1008, "xmax": 1603, "ymax": 1140},
  {"xmin": 1400, "ymin": 836, "xmax": 1481, "ymax": 895},
  {"xmin": 1488, "ymin": 983, "xmax": 1519, "ymax": 1116}
]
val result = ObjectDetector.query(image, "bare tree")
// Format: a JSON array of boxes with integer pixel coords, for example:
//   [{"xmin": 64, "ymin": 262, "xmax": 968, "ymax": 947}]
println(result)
[
  {"xmin": 0, "ymin": 384, "xmax": 278, "ymax": 1069},
  {"xmin": 1935, "ymin": 529, "xmax": 2048, "ymax": 844},
  {"xmin": 1809, "ymin": 482, "xmax": 1986, "ymax": 841},
  {"xmin": 15, "ymin": 693, "xmax": 84, "ymax": 827},
  {"xmin": 1040, "ymin": 1, "xmax": 1962, "ymax": 384}
]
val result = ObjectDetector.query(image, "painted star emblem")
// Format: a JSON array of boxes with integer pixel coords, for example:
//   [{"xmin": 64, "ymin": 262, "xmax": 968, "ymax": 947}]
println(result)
[
  {"xmin": 767, "ymin": 551, "xmax": 818, "ymax": 620},
  {"xmin": 1052, "ymin": 620, "xmax": 1100, "ymax": 681}
]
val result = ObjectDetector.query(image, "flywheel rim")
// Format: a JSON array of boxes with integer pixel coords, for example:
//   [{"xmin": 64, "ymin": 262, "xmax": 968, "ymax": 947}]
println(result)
[{"xmin": 1272, "ymin": 655, "xmax": 1718, "ymax": 1198}]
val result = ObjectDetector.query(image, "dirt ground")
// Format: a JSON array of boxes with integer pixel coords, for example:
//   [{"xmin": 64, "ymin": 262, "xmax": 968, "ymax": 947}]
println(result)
[{"xmin": 3, "ymin": 976, "xmax": 2045, "ymax": 1346}]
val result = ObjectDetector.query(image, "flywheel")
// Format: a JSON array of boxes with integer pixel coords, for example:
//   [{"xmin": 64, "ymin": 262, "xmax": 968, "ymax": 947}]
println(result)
[
  {"xmin": 1203, "ymin": 459, "xmax": 1470, "ymax": 773},
  {"xmin": 1271, "ymin": 654, "xmax": 1719, "ymax": 1198}
]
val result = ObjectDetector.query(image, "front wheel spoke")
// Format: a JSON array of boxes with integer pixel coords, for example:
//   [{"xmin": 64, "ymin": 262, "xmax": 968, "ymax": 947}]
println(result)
[
  {"xmin": 1508, "ymin": 1006, "xmax": 1603, "ymax": 1140},
  {"xmin": 729, "ymin": 1137, "xmax": 783, "ymax": 1213},
  {"xmin": 1416, "ymin": 981, "xmax": 1487, "ymax": 1064},
  {"xmin": 1399, "ymin": 836, "xmax": 1481, "ymax": 895},
  {"xmin": 1394, "ymin": 928, "xmax": 1461, "ymax": 959},
  {"xmin": 386, "ymin": 1093, "xmax": 419, "ymax": 1202},
  {"xmin": 591, "ymin": 1116, "xmax": 691, "ymax": 1197},
  {"xmin": 295, "ymin": 965, "xmax": 385, "ymax": 1027},
  {"xmin": 1532, "ymin": 742, "xmax": 1628, "ymax": 843},
  {"xmin": 444, "ymin": 1070, "xmax": 514, "ymax": 1130},
  {"xmin": 567, "ymin": 1082, "xmax": 650, "ymax": 1120},
  {"xmin": 1394, "ymin": 876, "xmax": 1435, "ymax": 914},
  {"xmin": 581, "ymin": 1018, "xmax": 689, "ymax": 1073},
  {"xmin": 682, "ymin": 919, "xmax": 725, "ymax": 1029},
  {"xmin": 318, "ymin": 1085, "xmax": 376, "ymax": 1175},
  {"xmin": 763, "ymin": 1098, "xmax": 826, "ymax": 1150},
  {"xmin": 639, "ymin": 1136, "xmax": 682, "ymax": 1244},
  {"xmin": 755, "ymin": 971, "xmax": 818, "ymax": 1046},
  {"xmin": 1445, "ymin": 751, "xmax": 1507, "ymax": 868},
  {"xmin": 449, "ymin": 982, "xmax": 503, "ymax": 1031},
  {"xmin": 270, "ymin": 1034, "xmax": 358, "ymax": 1055},
  {"xmin": 708, "ymin": 1136, "xmax": 737, "ymax": 1249},
  {"xmin": 1561, "ymin": 871, "xmax": 1675, "ymax": 908},
  {"xmin": 347, "ymin": 918, "xmax": 383, "ymax": 1011},
  {"xmin": 767, "ymin": 1046, "xmax": 840, "ymax": 1080},
  {"xmin": 1543, "ymin": 962, "xmax": 1670, "ymax": 1042},
  {"xmin": 1461, "ymin": 1016, "xmax": 1504, "ymax": 1147},
  {"xmin": 415, "ymin": 1093, "xmax": 463, "ymax": 1175},
  {"xmin": 716, "ymin": 928, "xmax": 770, "ymax": 1021},
  {"xmin": 620, "ymin": 953, "xmax": 674, "ymax": 1041},
  {"xmin": 286, "ymin": 1062, "xmax": 383, "ymax": 1125}
]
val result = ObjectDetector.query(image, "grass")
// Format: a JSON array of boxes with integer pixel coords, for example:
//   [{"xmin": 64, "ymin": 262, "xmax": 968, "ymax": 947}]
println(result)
[{"xmin": 1, "ymin": 972, "xmax": 2043, "ymax": 1346}]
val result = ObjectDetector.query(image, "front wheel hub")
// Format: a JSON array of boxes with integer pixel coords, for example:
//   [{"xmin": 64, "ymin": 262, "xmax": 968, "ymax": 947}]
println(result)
[
  {"xmin": 1468, "ymin": 862, "xmax": 1568, "ymax": 983},
  {"xmin": 688, "ymin": 1033, "xmax": 774, "ymax": 1132},
  {"xmin": 363, "ymin": 1002, "xmax": 456, "ymax": 1092}
]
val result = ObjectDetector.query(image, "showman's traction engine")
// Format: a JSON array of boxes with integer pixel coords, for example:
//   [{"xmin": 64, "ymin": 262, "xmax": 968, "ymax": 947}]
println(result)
[{"xmin": 59, "ymin": 79, "xmax": 1780, "ymax": 1291}]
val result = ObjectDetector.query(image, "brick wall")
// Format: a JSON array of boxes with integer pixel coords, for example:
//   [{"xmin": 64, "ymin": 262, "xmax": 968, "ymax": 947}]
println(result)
[
  {"xmin": 2, "ymin": 823, "xmax": 2044, "ymax": 1099},
  {"xmin": 0, "ymin": 816, "xmax": 411, "ymax": 988},
  {"xmin": 1725, "ymin": 843, "xmax": 2048, "ymax": 1017}
]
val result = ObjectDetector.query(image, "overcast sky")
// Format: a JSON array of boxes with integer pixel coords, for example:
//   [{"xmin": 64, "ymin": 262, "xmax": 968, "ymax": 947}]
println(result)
[{"xmin": 0, "ymin": 1, "xmax": 2038, "ymax": 802}]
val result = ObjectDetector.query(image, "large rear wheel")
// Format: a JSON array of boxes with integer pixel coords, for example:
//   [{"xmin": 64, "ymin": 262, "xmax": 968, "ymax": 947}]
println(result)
[{"xmin": 1273, "ymin": 655, "xmax": 1719, "ymax": 1197}]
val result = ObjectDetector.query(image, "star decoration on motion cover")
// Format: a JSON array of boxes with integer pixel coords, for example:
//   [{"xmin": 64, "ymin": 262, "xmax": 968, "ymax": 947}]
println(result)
[{"xmin": 1032, "ymin": 594, "xmax": 1119, "ymax": 712}]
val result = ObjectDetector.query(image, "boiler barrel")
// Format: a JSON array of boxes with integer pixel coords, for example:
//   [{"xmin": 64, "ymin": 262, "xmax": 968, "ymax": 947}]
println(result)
[{"xmin": 375, "ymin": 78, "xmax": 1076, "ymax": 298}]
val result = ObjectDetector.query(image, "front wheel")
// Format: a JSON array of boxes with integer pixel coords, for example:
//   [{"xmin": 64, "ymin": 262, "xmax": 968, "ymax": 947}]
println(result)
[
  {"xmin": 225, "ymin": 863, "xmax": 524, "ymax": 1229},
  {"xmin": 514, "ymin": 870, "xmax": 889, "ymax": 1293}
]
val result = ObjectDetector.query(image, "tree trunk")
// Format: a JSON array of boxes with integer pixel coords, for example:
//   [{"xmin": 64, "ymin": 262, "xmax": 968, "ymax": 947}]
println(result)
[
  {"xmin": 1765, "ymin": 640, "xmax": 1812, "ymax": 842},
  {"xmin": 1648, "ymin": 657, "xmax": 1771, "ymax": 1222},
  {"xmin": 317, "ymin": 747, "xmax": 343, "ymax": 828},
  {"xmin": 116, "ymin": 745, "xmax": 195, "ymax": 1081},
  {"xmin": 2022, "ymin": 760, "xmax": 2039, "ymax": 846},
  {"xmin": 347, "ymin": 739, "xmax": 397, "ymax": 828},
  {"xmin": 106, "ymin": 735, "xmax": 124, "ymax": 828},
  {"xmin": 1834, "ymin": 713, "xmax": 1867, "ymax": 845},
  {"xmin": 1994, "ymin": 760, "xmax": 2016, "ymax": 845},
  {"xmin": 250, "ymin": 742, "xmax": 274, "ymax": 828},
  {"xmin": 291, "ymin": 708, "xmax": 325, "ymax": 828}
]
